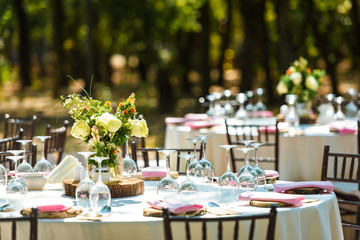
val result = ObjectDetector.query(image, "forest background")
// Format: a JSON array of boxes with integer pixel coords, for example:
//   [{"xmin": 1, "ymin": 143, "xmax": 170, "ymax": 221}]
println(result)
[{"xmin": 0, "ymin": 0, "xmax": 359, "ymax": 147}]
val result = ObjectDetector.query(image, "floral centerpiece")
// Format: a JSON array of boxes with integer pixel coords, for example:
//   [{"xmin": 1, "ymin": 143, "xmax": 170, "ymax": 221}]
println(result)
[
  {"xmin": 61, "ymin": 92, "xmax": 148, "ymax": 181},
  {"xmin": 276, "ymin": 57, "xmax": 325, "ymax": 103}
]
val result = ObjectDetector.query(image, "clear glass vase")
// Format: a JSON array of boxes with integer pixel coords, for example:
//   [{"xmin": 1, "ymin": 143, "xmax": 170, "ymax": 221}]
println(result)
[{"xmin": 89, "ymin": 150, "xmax": 123, "ymax": 183}]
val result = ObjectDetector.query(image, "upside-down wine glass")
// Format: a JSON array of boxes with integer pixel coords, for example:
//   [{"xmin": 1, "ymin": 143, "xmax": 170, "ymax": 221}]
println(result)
[
  {"xmin": 212, "ymin": 92, "xmax": 225, "ymax": 117},
  {"xmin": 345, "ymin": 88, "xmax": 358, "ymax": 118},
  {"xmin": 223, "ymin": 90, "xmax": 234, "ymax": 118},
  {"xmin": 16, "ymin": 140, "xmax": 34, "ymax": 172},
  {"xmin": 0, "ymin": 164, "xmax": 7, "ymax": 200},
  {"xmin": 245, "ymin": 90, "xmax": 255, "ymax": 112},
  {"xmin": 34, "ymin": 136, "xmax": 53, "ymax": 172},
  {"xmin": 186, "ymin": 138, "xmax": 200, "ymax": 183},
  {"xmin": 250, "ymin": 142, "xmax": 266, "ymax": 188},
  {"xmin": 255, "ymin": 88, "xmax": 267, "ymax": 111},
  {"xmin": 122, "ymin": 137, "xmax": 137, "ymax": 178},
  {"xmin": 334, "ymin": 96, "xmax": 345, "ymax": 121},
  {"xmin": 6, "ymin": 154, "xmax": 27, "ymax": 209},
  {"xmin": 285, "ymin": 94, "xmax": 299, "ymax": 137},
  {"xmin": 76, "ymin": 151, "xmax": 96, "ymax": 214},
  {"xmin": 195, "ymin": 135, "xmax": 214, "ymax": 184},
  {"xmin": 237, "ymin": 140, "xmax": 257, "ymax": 179},
  {"xmin": 90, "ymin": 156, "xmax": 111, "ymax": 214},
  {"xmin": 157, "ymin": 150, "xmax": 179, "ymax": 201},
  {"xmin": 235, "ymin": 93, "xmax": 248, "ymax": 120},
  {"xmin": 178, "ymin": 154, "xmax": 198, "ymax": 204},
  {"xmin": 236, "ymin": 148, "xmax": 257, "ymax": 191},
  {"xmin": 218, "ymin": 145, "xmax": 239, "ymax": 204},
  {"xmin": 206, "ymin": 94, "xmax": 216, "ymax": 117}
]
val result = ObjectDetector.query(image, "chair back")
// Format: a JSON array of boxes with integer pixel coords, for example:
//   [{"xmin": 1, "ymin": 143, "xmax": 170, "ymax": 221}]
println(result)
[
  {"xmin": 224, "ymin": 119, "xmax": 279, "ymax": 172},
  {"xmin": 4, "ymin": 114, "xmax": 37, "ymax": 140},
  {"xmin": 130, "ymin": 142, "xmax": 202, "ymax": 174},
  {"xmin": 162, "ymin": 205, "xmax": 277, "ymax": 240},
  {"xmin": 0, "ymin": 208, "xmax": 38, "ymax": 240},
  {"xmin": 321, "ymin": 145, "xmax": 360, "ymax": 233},
  {"xmin": 45, "ymin": 120, "xmax": 69, "ymax": 165}
]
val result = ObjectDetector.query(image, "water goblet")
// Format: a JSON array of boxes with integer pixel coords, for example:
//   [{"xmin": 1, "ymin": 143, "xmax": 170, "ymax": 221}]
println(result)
[
  {"xmin": 16, "ymin": 140, "xmax": 34, "ymax": 172},
  {"xmin": 235, "ymin": 93, "xmax": 248, "ymax": 120},
  {"xmin": 76, "ymin": 151, "xmax": 96, "ymax": 214},
  {"xmin": 178, "ymin": 154, "xmax": 198, "ymax": 204},
  {"xmin": 250, "ymin": 142, "xmax": 266, "ymax": 187},
  {"xmin": 6, "ymin": 155, "xmax": 27, "ymax": 209},
  {"xmin": 90, "ymin": 156, "xmax": 111, "ymax": 214},
  {"xmin": 255, "ymin": 88, "xmax": 267, "ymax": 111},
  {"xmin": 157, "ymin": 150, "xmax": 179, "ymax": 201},
  {"xmin": 0, "ymin": 164, "xmax": 7, "ymax": 197},
  {"xmin": 34, "ymin": 136, "xmax": 53, "ymax": 172},
  {"xmin": 122, "ymin": 137, "xmax": 137, "ymax": 178},
  {"xmin": 194, "ymin": 135, "xmax": 214, "ymax": 184},
  {"xmin": 186, "ymin": 138, "xmax": 200, "ymax": 183},
  {"xmin": 236, "ymin": 148, "xmax": 257, "ymax": 191},
  {"xmin": 345, "ymin": 88, "xmax": 358, "ymax": 118},
  {"xmin": 218, "ymin": 145, "xmax": 239, "ymax": 204}
]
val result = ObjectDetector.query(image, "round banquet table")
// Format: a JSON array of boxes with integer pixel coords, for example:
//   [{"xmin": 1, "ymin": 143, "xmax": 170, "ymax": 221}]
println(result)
[
  {"xmin": 0, "ymin": 177, "xmax": 343, "ymax": 240},
  {"xmin": 164, "ymin": 119, "xmax": 358, "ymax": 181}
]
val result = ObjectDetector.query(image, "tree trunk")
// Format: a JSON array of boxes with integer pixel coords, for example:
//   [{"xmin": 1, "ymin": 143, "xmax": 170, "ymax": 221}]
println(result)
[
  {"xmin": 274, "ymin": 0, "xmax": 293, "ymax": 72},
  {"xmin": 157, "ymin": 68, "xmax": 174, "ymax": 113},
  {"xmin": 52, "ymin": 0, "xmax": 65, "ymax": 97},
  {"xmin": 199, "ymin": 1, "xmax": 211, "ymax": 96},
  {"xmin": 178, "ymin": 31, "xmax": 192, "ymax": 94},
  {"xmin": 12, "ymin": 0, "xmax": 31, "ymax": 89},
  {"xmin": 217, "ymin": 0, "xmax": 232, "ymax": 87}
]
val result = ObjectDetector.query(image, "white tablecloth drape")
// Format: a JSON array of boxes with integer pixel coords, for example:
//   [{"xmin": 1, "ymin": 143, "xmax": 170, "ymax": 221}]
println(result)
[
  {"xmin": 165, "ymin": 122, "xmax": 357, "ymax": 181},
  {"xmin": 0, "ymin": 178, "xmax": 343, "ymax": 240}
]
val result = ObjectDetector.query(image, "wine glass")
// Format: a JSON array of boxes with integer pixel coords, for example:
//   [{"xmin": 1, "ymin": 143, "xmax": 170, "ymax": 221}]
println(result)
[
  {"xmin": 0, "ymin": 164, "xmax": 7, "ymax": 197},
  {"xmin": 237, "ymin": 140, "xmax": 258, "ymax": 181},
  {"xmin": 236, "ymin": 148, "xmax": 257, "ymax": 191},
  {"xmin": 235, "ymin": 93, "xmax": 248, "ymax": 120},
  {"xmin": 186, "ymin": 138, "xmax": 200, "ymax": 183},
  {"xmin": 245, "ymin": 90, "xmax": 255, "ymax": 112},
  {"xmin": 16, "ymin": 140, "xmax": 34, "ymax": 172},
  {"xmin": 218, "ymin": 145, "xmax": 239, "ymax": 204},
  {"xmin": 334, "ymin": 96, "xmax": 345, "ymax": 121},
  {"xmin": 223, "ymin": 90, "xmax": 234, "ymax": 118},
  {"xmin": 212, "ymin": 92, "xmax": 225, "ymax": 117},
  {"xmin": 285, "ymin": 94, "xmax": 299, "ymax": 137},
  {"xmin": 157, "ymin": 150, "xmax": 179, "ymax": 201},
  {"xmin": 6, "ymin": 155, "xmax": 27, "ymax": 209},
  {"xmin": 76, "ymin": 151, "xmax": 96, "ymax": 214},
  {"xmin": 178, "ymin": 154, "xmax": 198, "ymax": 204},
  {"xmin": 90, "ymin": 156, "xmax": 111, "ymax": 214},
  {"xmin": 255, "ymin": 88, "xmax": 267, "ymax": 111},
  {"xmin": 34, "ymin": 136, "xmax": 53, "ymax": 172},
  {"xmin": 250, "ymin": 142, "xmax": 266, "ymax": 188},
  {"xmin": 206, "ymin": 94, "xmax": 216, "ymax": 116},
  {"xmin": 345, "ymin": 88, "xmax": 358, "ymax": 118},
  {"xmin": 194, "ymin": 135, "xmax": 214, "ymax": 184},
  {"xmin": 122, "ymin": 137, "xmax": 137, "ymax": 178}
]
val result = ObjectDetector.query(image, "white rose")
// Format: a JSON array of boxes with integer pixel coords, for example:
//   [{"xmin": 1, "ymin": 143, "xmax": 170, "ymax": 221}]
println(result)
[
  {"xmin": 96, "ymin": 112, "xmax": 122, "ymax": 132},
  {"xmin": 71, "ymin": 120, "xmax": 91, "ymax": 140},
  {"xmin": 290, "ymin": 72, "xmax": 302, "ymax": 85},
  {"xmin": 276, "ymin": 81, "xmax": 288, "ymax": 95},
  {"xmin": 131, "ymin": 119, "xmax": 149, "ymax": 138},
  {"xmin": 305, "ymin": 76, "xmax": 319, "ymax": 91}
]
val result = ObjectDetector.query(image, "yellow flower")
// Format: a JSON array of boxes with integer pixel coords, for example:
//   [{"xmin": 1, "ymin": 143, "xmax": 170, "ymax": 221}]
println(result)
[
  {"xmin": 131, "ymin": 119, "xmax": 149, "ymax": 137},
  {"xmin": 305, "ymin": 76, "xmax": 319, "ymax": 91},
  {"xmin": 96, "ymin": 112, "xmax": 122, "ymax": 133},
  {"xmin": 71, "ymin": 120, "xmax": 91, "ymax": 140},
  {"xmin": 276, "ymin": 81, "xmax": 288, "ymax": 95}
]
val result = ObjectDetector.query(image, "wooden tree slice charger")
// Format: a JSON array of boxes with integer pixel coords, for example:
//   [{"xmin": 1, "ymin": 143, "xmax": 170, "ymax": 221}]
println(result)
[{"xmin": 63, "ymin": 177, "xmax": 144, "ymax": 198}]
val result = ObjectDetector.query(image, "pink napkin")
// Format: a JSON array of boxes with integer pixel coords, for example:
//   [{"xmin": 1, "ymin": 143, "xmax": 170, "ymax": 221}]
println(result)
[
  {"xmin": 275, "ymin": 181, "xmax": 334, "ymax": 193},
  {"xmin": 147, "ymin": 200, "xmax": 203, "ymax": 214},
  {"xmin": 264, "ymin": 170, "xmax": 279, "ymax": 178},
  {"xmin": 329, "ymin": 121, "xmax": 357, "ymax": 135},
  {"xmin": 239, "ymin": 191, "xmax": 305, "ymax": 206},
  {"xmin": 259, "ymin": 122, "xmax": 287, "ymax": 133},
  {"xmin": 184, "ymin": 120, "xmax": 222, "ymax": 129},
  {"xmin": 165, "ymin": 117, "xmax": 187, "ymax": 125},
  {"xmin": 184, "ymin": 113, "xmax": 208, "ymax": 121},
  {"xmin": 339, "ymin": 127, "xmax": 357, "ymax": 135},
  {"xmin": 248, "ymin": 111, "xmax": 274, "ymax": 118},
  {"xmin": 38, "ymin": 204, "xmax": 72, "ymax": 213},
  {"xmin": 142, "ymin": 166, "xmax": 167, "ymax": 178}
]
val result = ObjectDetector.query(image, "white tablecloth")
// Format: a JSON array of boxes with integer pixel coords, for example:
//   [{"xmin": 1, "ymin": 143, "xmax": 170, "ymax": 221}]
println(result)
[
  {"xmin": 165, "ymin": 121, "xmax": 357, "ymax": 181},
  {"xmin": 0, "ymin": 178, "xmax": 343, "ymax": 240}
]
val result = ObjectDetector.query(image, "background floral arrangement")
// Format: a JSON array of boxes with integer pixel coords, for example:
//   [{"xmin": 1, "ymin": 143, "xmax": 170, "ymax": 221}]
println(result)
[
  {"xmin": 276, "ymin": 57, "xmax": 326, "ymax": 103},
  {"xmin": 61, "ymin": 93, "xmax": 148, "ymax": 168}
]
